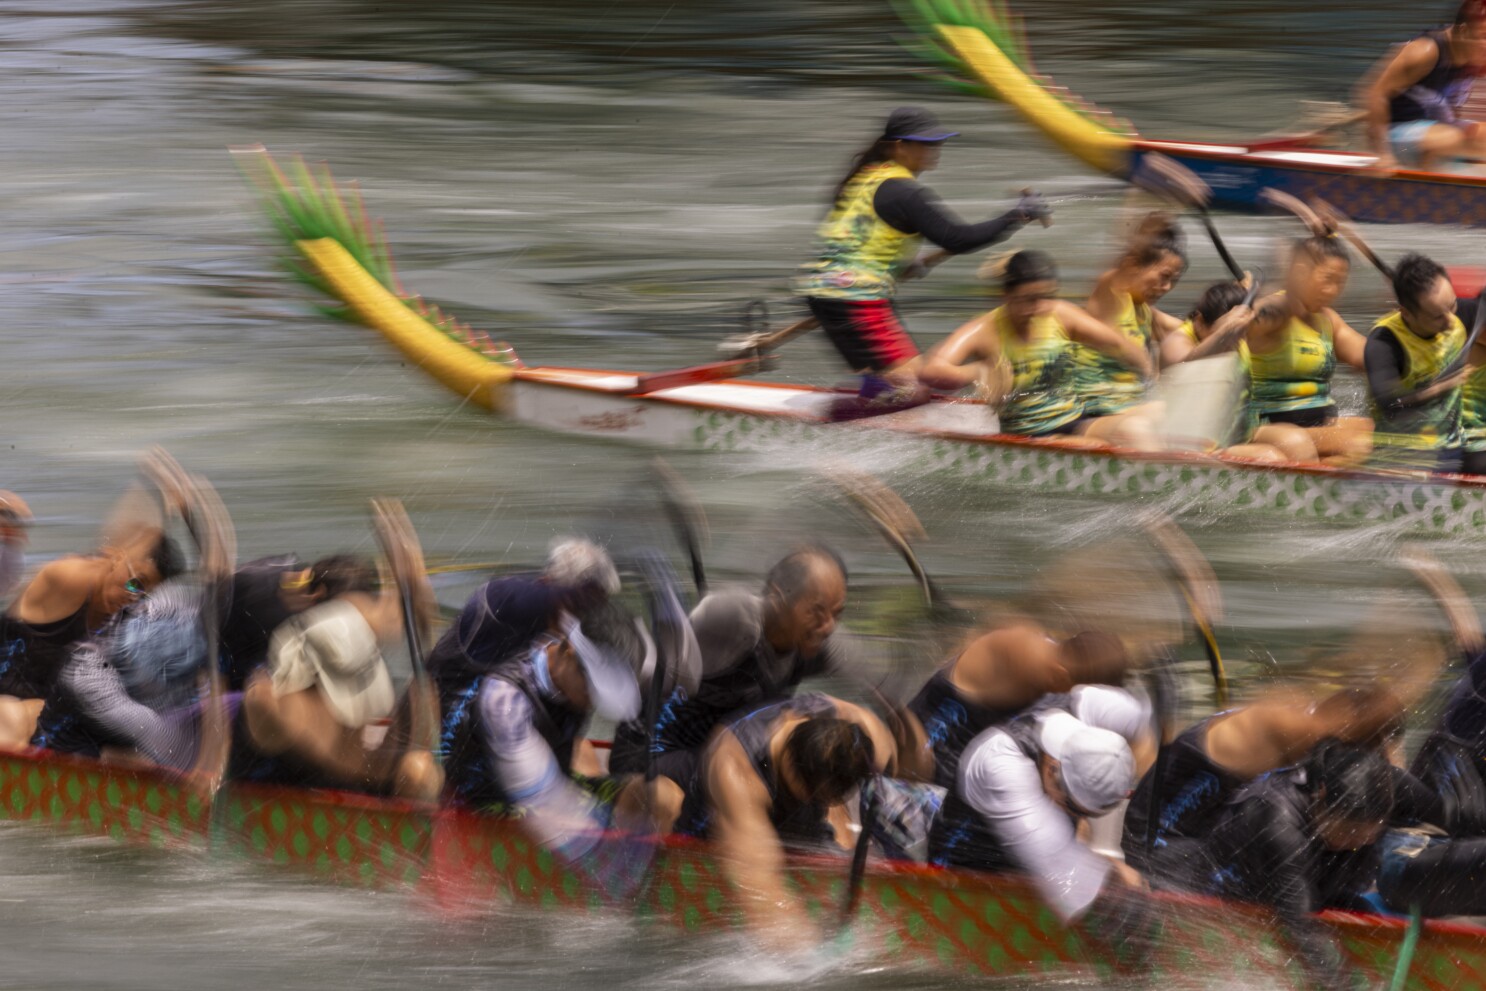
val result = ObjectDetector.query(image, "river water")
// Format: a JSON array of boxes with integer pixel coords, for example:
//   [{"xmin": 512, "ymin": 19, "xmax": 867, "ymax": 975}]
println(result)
[{"xmin": 0, "ymin": 1, "xmax": 1480, "ymax": 987}]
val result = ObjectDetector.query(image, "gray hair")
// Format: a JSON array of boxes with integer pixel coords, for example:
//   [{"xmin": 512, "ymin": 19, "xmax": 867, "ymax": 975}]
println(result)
[{"xmin": 544, "ymin": 537, "xmax": 620, "ymax": 594}]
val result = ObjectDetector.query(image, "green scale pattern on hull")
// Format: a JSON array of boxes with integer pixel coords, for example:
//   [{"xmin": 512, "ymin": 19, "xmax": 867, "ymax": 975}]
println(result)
[{"xmin": 4, "ymin": 747, "xmax": 1486, "ymax": 988}]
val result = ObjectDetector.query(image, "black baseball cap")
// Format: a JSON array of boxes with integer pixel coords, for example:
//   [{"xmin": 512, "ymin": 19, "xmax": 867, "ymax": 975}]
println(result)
[{"xmin": 882, "ymin": 106, "xmax": 959, "ymax": 142}]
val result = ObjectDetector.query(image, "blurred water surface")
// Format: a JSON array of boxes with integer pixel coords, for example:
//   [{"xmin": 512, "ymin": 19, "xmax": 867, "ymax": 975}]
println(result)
[{"xmin": 0, "ymin": 1, "xmax": 1481, "ymax": 987}]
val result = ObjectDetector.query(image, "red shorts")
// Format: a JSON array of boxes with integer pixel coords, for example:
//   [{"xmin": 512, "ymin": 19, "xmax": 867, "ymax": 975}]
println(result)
[{"xmin": 807, "ymin": 298, "xmax": 920, "ymax": 373}]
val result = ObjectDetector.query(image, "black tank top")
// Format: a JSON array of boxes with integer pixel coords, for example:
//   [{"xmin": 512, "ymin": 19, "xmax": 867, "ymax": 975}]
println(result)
[
  {"xmin": 676, "ymin": 693, "xmax": 839, "ymax": 841},
  {"xmin": 1121, "ymin": 716, "xmax": 1245, "ymax": 872},
  {"xmin": 907, "ymin": 667, "xmax": 1023, "ymax": 789},
  {"xmin": 438, "ymin": 654, "xmax": 587, "ymax": 809},
  {"xmin": 0, "ymin": 599, "xmax": 92, "ymax": 700},
  {"xmin": 1391, "ymin": 30, "xmax": 1477, "ymax": 124},
  {"xmin": 927, "ymin": 716, "xmax": 1045, "ymax": 873}
]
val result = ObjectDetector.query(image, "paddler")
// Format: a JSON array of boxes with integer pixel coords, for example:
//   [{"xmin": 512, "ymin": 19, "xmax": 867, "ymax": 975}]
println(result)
[
  {"xmin": 902, "ymin": 618, "xmax": 1141, "ymax": 788},
  {"xmin": 1364, "ymin": 253, "xmax": 1470, "ymax": 471},
  {"xmin": 1162, "ymin": 281, "xmax": 1320, "ymax": 462},
  {"xmin": 1201, "ymin": 740, "xmax": 1396, "ymax": 991},
  {"xmin": 1246, "ymin": 235, "xmax": 1374, "ymax": 466},
  {"xmin": 219, "ymin": 554, "xmax": 369, "ymax": 691},
  {"xmin": 440, "ymin": 597, "xmax": 686, "ymax": 875},
  {"xmin": 608, "ymin": 544, "xmax": 868, "ymax": 793},
  {"xmin": 1075, "ymin": 213, "xmax": 1189, "ymax": 451},
  {"xmin": 232, "ymin": 551, "xmax": 443, "ymax": 801},
  {"xmin": 918, "ymin": 250, "xmax": 1154, "ymax": 440},
  {"xmin": 32, "ymin": 581, "xmax": 215, "ymax": 768},
  {"xmin": 0, "ymin": 521, "xmax": 184, "ymax": 740},
  {"xmin": 925, "ymin": 705, "xmax": 1158, "ymax": 963},
  {"xmin": 673, "ymin": 693, "xmax": 895, "ymax": 951},
  {"xmin": 1363, "ymin": 0, "xmax": 1486, "ymax": 173},
  {"xmin": 797, "ymin": 106, "xmax": 1051, "ymax": 408}
]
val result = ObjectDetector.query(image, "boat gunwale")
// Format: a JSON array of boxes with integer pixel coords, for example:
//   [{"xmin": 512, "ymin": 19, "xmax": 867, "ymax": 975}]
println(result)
[
  {"xmin": 515, "ymin": 367, "xmax": 1486, "ymax": 492},
  {"xmin": 8, "ymin": 741, "xmax": 1486, "ymax": 947},
  {"xmin": 1136, "ymin": 138, "xmax": 1486, "ymax": 188}
]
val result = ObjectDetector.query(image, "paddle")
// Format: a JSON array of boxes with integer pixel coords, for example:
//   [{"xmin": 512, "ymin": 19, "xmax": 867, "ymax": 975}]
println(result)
[
  {"xmin": 718, "ymin": 248, "xmax": 954, "ymax": 360},
  {"xmin": 1132, "ymin": 153, "xmax": 1245, "ymax": 282},
  {"xmin": 651, "ymin": 457, "xmax": 708, "ymax": 600},
  {"xmin": 1142, "ymin": 646, "xmax": 1181, "ymax": 858},
  {"xmin": 1143, "ymin": 516, "xmax": 1228, "ymax": 707},
  {"xmin": 370, "ymin": 498, "xmax": 440, "ymax": 762},
  {"xmin": 139, "ymin": 449, "xmax": 236, "ymax": 797}
]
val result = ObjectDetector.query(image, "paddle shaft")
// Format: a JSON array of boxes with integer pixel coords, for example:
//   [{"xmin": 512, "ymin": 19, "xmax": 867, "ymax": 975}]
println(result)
[
  {"xmin": 748, "ymin": 249, "xmax": 954, "ymax": 352},
  {"xmin": 1196, "ymin": 208, "xmax": 1245, "ymax": 283}
]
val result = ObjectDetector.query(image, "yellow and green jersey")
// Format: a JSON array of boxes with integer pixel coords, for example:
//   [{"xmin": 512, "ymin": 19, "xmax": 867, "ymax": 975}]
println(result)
[
  {"xmin": 1367, "ymin": 310, "xmax": 1465, "ymax": 453},
  {"xmin": 796, "ymin": 163, "xmax": 919, "ymax": 301},
  {"xmin": 991, "ymin": 306, "xmax": 1083, "ymax": 436},
  {"xmin": 1250, "ymin": 300, "xmax": 1336, "ymax": 416},
  {"xmin": 1071, "ymin": 292, "xmax": 1150, "ymax": 417}
]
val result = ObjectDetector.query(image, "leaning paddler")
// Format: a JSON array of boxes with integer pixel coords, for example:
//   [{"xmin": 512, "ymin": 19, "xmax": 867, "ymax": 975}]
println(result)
[
  {"xmin": 608, "ymin": 544, "xmax": 867, "ymax": 788},
  {"xmin": 1363, "ymin": 0, "xmax": 1486, "ymax": 174},
  {"xmin": 1202, "ymin": 740, "xmax": 1397, "ymax": 991},
  {"xmin": 1162, "ymin": 281, "xmax": 1319, "ymax": 463},
  {"xmin": 1075, "ymin": 213, "xmax": 1190, "ymax": 451},
  {"xmin": 925, "ymin": 706, "xmax": 1159, "ymax": 965},
  {"xmin": 1364, "ymin": 253, "xmax": 1470, "ymax": 471},
  {"xmin": 232, "ymin": 551, "xmax": 443, "ymax": 801},
  {"xmin": 1246, "ymin": 235, "xmax": 1374, "ymax": 466},
  {"xmin": 797, "ymin": 106, "xmax": 1050, "ymax": 408},
  {"xmin": 918, "ymin": 250, "xmax": 1154, "ymax": 440},
  {"xmin": 675, "ymin": 692, "xmax": 895, "ymax": 951}
]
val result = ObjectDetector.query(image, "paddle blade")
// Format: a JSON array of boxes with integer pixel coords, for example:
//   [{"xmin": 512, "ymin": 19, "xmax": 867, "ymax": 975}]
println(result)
[
  {"xmin": 1259, "ymin": 187, "xmax": 1329, "ymax": 236},
  {"xmin": 1131, "ymin": 152, "xmax": 1212, "ymax": 210}
]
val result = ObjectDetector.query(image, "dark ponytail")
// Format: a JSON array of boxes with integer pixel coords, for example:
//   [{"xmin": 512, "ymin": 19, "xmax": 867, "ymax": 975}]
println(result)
[
  {"xmin": 1125, "ymin": 212, "xmax": 1188, "ymax": 269},
  {"xmin": 1305, "ymin": 738, "xmax": 1395, "ymax": 823},
  {"xmin": 1189, "ymin": 281, "xmax": 1247, "ymax": 327},
  {"xmin": 829, "ymin": 138, "xmax": 895, "ymax": 208}
]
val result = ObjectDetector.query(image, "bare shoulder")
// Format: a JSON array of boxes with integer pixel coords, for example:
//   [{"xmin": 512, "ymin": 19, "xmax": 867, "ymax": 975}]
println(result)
[{"xmin": 706, "ymin": 731, "xmax": 769, "ymax": 816}]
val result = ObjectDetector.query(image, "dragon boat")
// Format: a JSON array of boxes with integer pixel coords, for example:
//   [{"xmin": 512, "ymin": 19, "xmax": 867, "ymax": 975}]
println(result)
[
  {"xmin": 901, "ymin": 0, "xmax": 1486, "ymax": 227},
  {"xmin": 4, "ymin": 742, "xmax": 1483, "ymax": 988},
  {"xmin": 234, "ymin": 148, "xmax": 1486, "ymax": 537}
]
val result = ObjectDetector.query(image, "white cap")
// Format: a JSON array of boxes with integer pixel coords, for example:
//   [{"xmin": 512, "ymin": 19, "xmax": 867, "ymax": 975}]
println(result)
[
  {"xmin": 559, "ymin": 611, "xmax": 643, "ymax": 722},
  {"xmin": 270, "ymin": 599, "xmax": 395, "ymax": 728},
  {"xmin": 1038, "ymin": 712, "xmax": 1135, "ymax": 815},
  {"xmin": 545, "ymin": 537, "xmax": 620, "ymax": 595}
]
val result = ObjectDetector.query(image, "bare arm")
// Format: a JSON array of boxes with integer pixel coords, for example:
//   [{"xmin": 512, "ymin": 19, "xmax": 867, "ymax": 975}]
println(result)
[
  {"xmin": 1329, "ymin": 310, "xmax": 1369, "ymax": 370},
  {"xmin": 708, "ymin": 734, "xmax": 819, "ymax": 951},
  {"xmin": 920, "ymin": 312, "xmax": 998, "ymax": 391},
  {"xmin": 1056, "ymin": 302, "xmax": 1153, "ymax": 379},
  {"xmin": 1364, "ymin": 37, "xmax": 1442, "ymax": 163},
  {"xmin": 953, "ymin": 625, "xmax": 1073, "ymax": 710}
]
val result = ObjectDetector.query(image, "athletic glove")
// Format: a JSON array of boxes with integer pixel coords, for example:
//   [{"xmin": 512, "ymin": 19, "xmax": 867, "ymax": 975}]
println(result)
[{"xmin": 1015, "ymin": 190, "xmax": 1052, "ymax": 225}]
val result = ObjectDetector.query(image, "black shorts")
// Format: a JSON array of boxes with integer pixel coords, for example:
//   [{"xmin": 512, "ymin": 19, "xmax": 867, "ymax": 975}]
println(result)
[
  {"xmin": 806, "ymin": 297, "xmax": 920, "ymax": 373},
  {"xmin": 1260, "ymin": 404, "xmax": 1337, "ymax": 428}
]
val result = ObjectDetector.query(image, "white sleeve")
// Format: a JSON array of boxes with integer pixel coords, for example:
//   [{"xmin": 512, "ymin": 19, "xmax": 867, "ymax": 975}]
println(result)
[
  {"xmin": 479, "ymin": 679, "xmax": 603, "ymax": 859},
  {"xmin": 1068, "ymin": 685, "xmax": 1151, "ymax": 744},
  {"xmin": 958, "ymin": 732, "xmax": 1112, "ymax": 923}
]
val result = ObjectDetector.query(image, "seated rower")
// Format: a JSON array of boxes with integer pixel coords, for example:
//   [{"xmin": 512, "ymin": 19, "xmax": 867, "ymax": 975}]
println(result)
[
  {"xmin": 1202, "ymin": 740, "xmax": 1395, "ymax": 991},
  {"xmin": 1162, "ymin": 281, "xmax": 1319, "ymax": 463},
  {"xmin": 219, "ymin": 554, "xmax": 368, "ymax": 692},
  {"xmin": 1075, "ymin": 214, "xmax": 1189, "ymax": 452},
  {"xmin": 918, "ymin": 250, "xmax": 1153, "ymax": 441},
  {"xmin": 1121, "ymin": 686, "xmax": 1404, "ymax": 890},
  {"xmin": 1246, "ymin": 236, "xmax": 1374, "ymax": 466},
  {"xmin": 0, "ymin": 522, "xmax": 184, "ymax": 748},
  {"xmin": 440, "ymin": 599, "xmax": 682, "ymax": 864},
  {"xmin": 926, "ymin": 707, "xmax": 1154, "ymax": 958},
  {"xmin": 233, "ymin": 554, "xmax": 441, "ymax": 801},
  {"xmin": 1364, "ymin": 253, "xmax": 1470, "ymax": 472},
  {"xmin": 1363, "ymin": 0, "xmax": 1486, "ymax": 173},
  {"xmin": 677, "ymin": 693, "xmax": 895, "ymax": 951},
  {"xmin": 609, "ymin": 544, "xmax": 868, "ymax": 786},
  {"xmin": 32, "ymin": 582, "xmax": 215, "ymax": 769},
  {"xmin": 904, "ymin": 622, "xmax": 1138, "ymax": 788},
  {"xmin": 796, "ymin": 106, "xmax": 1049, "ymax": 406}
]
